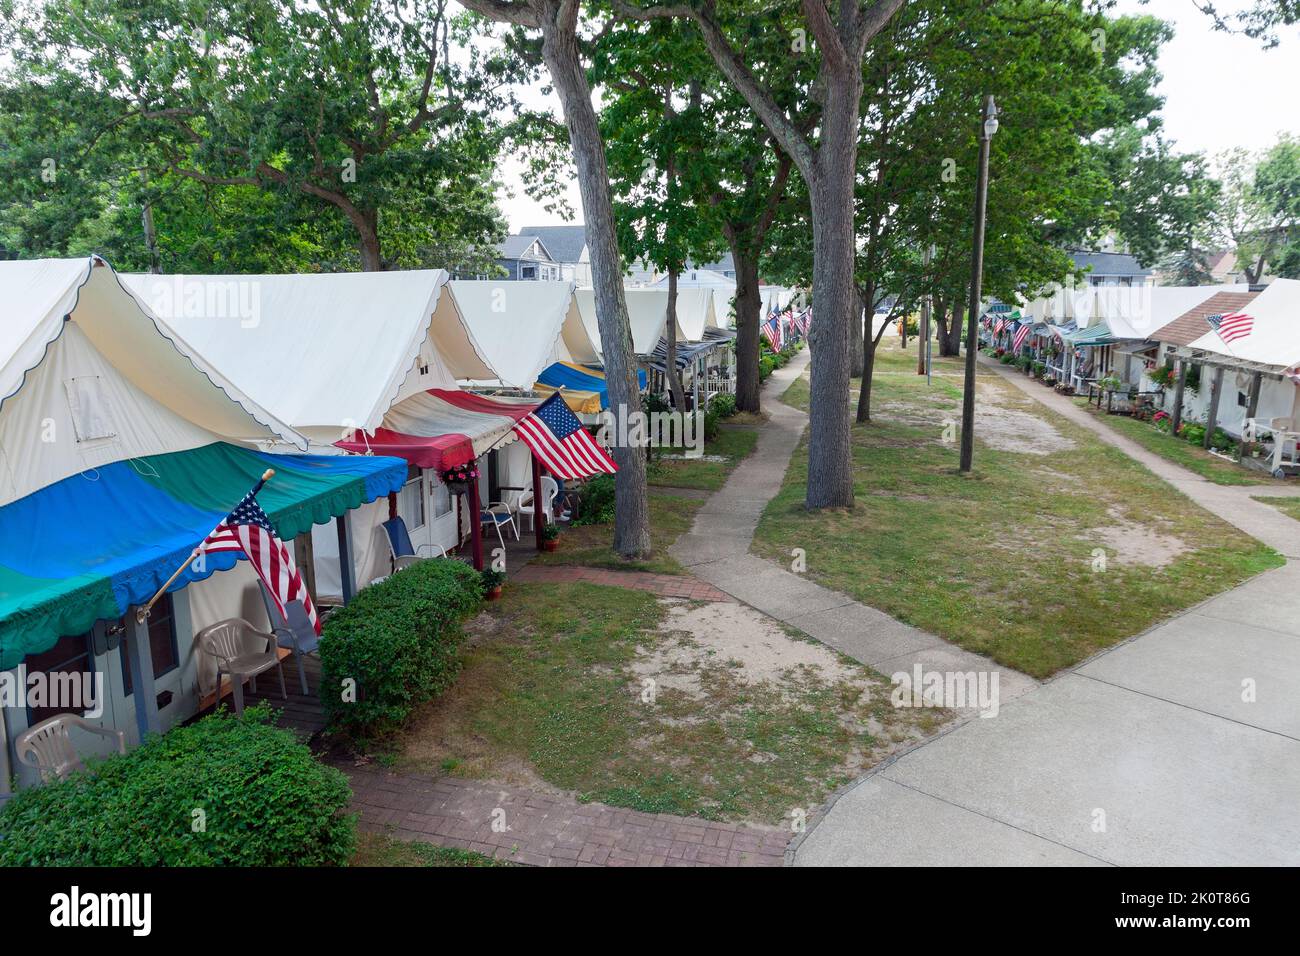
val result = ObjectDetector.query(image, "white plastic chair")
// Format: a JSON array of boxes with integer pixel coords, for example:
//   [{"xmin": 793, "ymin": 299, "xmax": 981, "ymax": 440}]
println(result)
[
  {"xmin": 517, "ymin": 476, "xmax": 561, "ymax": 531},
  {"xmin": 197, "ymin": 618, "xmax": 287, "ymax": 716},
  {"xmin": 15, "ymin": 714, "xmax": 126, "ymax": 782}
]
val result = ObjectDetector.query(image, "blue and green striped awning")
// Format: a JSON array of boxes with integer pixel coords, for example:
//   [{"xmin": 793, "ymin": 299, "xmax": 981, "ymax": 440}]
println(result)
[{"xmin": 0, "ymin": 442, "xmax": 406, "ymax": 669}]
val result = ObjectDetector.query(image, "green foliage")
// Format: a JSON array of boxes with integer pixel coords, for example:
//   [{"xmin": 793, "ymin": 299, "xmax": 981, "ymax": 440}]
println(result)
[
  {"xmin": 481, "ymin": 568, "xmax": 506, "ymax": 590},
  {"xmin": 710, "ymin": 392, "xmax": 737, "ymax": 418},
  {"xmin": 540, "ymin": 522, "xmax": 560, "ymax": 541},
  {"xmin": 758, "ymin": 355, "xmax": 777, "ymax": 380},
  {"xmin": 0, "ymin": 706, "xmax": 353, "ymax": 866},
  {"xmin": 574, "ymin": 474, "xmax": 616, "ymax": 526},
  {"xmin": 320, "ymin": 559, "xmax": 483, "ymax": 737}
]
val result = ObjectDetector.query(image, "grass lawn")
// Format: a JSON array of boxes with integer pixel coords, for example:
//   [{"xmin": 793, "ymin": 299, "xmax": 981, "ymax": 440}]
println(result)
[
  {"xmin": 394, "ymin": 582, "xmax": 945, "ymax": 824},
  {"xmin": 1072, "ymin": 400, "xmax": 1275, "ymax": 487},
  {"xmin": 352, "ymin": 831, "xmax": 512, "ymax": 867},
  {"xmin": 1252, "ymin": 496, "xmax": 1300, "ymax": 520},
  {"xmin": 530, "ymin": 492, "xmax": 700, "ymax": 575},
  {"xmin": 755, "ymin": 342, "xmax": 1283, "ymax": 678},
  {"xmin": 647, "ymin": 426, "xmax": 759, "ymax": 492}
]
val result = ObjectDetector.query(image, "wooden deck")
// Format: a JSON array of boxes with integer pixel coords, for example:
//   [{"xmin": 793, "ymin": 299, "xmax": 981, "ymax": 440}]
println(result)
[{"xmin": 197, "ymin": 651, "xmax": 328, "ymax": 740}]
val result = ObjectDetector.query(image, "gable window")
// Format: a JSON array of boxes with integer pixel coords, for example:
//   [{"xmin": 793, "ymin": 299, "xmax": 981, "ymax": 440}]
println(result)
[
  {"xmin": 521, "ymin": 264, "xmax": 537, "ymax": 279},
  {"xmin": 121, "ymin": 594, "xmax": 180, "ymax": 695}
]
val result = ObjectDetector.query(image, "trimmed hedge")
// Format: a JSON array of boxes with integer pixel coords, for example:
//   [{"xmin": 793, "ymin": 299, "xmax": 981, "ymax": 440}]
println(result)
[
  {"xmin": 320, "ymin": 558, "xmax": 482, "ymax": 737},
  {"xmin": 574, "ymin": 473, "xmax": 616, "ymax": 525},
  {"xmin": 0, "ymin": 705, "xmax": 353, "ymax": 866}
]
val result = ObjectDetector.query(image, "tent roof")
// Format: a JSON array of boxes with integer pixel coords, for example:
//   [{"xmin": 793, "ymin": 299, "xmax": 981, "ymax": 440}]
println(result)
[
  {"xmin": 1184, "ymin": 278, "xmax": 1300, "ymax": 370},
  {"xmin": 1105, "ymin": 284, "xmax": 1250, "ymax": 339},
  {"xmin": 446, "ymin": 280, "xmax": 594, "ymax": 388},
  {"xmin": 535, "ymin": 361, "xmax": 646, "ymax": 411},
  {"xmin": 648, "ymin": 336, "xmax": 722, "ymax": 372},
  {"xmin": 0, "ymin": 441, "xmax": 405, "ymax": 669},
  {"xmin": 373, "ymin": 388, "xmax": 537, "ymax": 459},
  {"xmin": 0, "ymin": 258, "xmax": 306, "ymax": 505},
  {"xmin": 575, "ymin": 287, "xmax": 700, "ymax": 355},
  {"xmin": 1152, "ymin": 290, "xmax": 1263, "ymax": 347},
  {"xmin": 120, "ymin": 268, "xmax": 476, "ymax": 437}
]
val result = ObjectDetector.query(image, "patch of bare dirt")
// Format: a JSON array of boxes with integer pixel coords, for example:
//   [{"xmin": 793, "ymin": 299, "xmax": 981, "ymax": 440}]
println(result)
[
  {"xmin": 1083, "ymin": 508, "xmax": 1189, "ymax": 569},
  {"xmin": 972, "ymin": 383, "xmax": 1076, "ymax": 456}
]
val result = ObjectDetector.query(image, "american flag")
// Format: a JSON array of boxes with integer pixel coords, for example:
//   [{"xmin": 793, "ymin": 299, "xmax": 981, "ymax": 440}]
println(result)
[
  {"xmin": 514, "ymin": 393, "xmax": 617, "ymax": 480},
  {"xmin": 795, "ymin": 309, "xmax": 811, "ymax": 335},
  {"xmin": 199, "ymin": 477, "xmax": 319, "ymax": 634},
  {"xmin": 761, "ymin": 315, "xmax": 783, "ymax": 350},
  {"xmin": 1206, "ymin": 311, "xmax": 1254, "ymax": 344},
  {"xmin": 993, "ymin": 317, "xmax": 1007, "ymax": 336},
  {"xmin": 1012, "ymin": 322, "xmax": 1031, "ymax": 351}
]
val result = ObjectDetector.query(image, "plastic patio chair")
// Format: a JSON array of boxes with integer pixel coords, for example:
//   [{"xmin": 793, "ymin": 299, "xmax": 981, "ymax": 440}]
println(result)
[
  {"xmin": 479, "ymin": 506, "xmax": 519, "ymax": 550},
  {"xmin": 15, "ymin": 714, "xmax": 126, "ymax": 782},
  {"xmin": 196, "ymin": 618, "xmax": 287, "ymax": 716},
  {"xmin": 258, "ymin": 582, "xmax": 319, "ymax": 695},
  {"xmin": 381, "ymin": 515, "xmax": 448, "ymax": 572},
  {"xmin": 517, "ymin": 476, "xmax": 567, "ymax": 531}
]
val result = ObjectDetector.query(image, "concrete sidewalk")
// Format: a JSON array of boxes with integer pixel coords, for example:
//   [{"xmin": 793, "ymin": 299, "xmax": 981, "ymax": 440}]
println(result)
[
  {"xmin": 671, "ymin": 351, "xmax": 1038, "ymax": 709},
  {"xmin": 792, "ymin": 357, "xmax": 1300, "ymax": 866}
]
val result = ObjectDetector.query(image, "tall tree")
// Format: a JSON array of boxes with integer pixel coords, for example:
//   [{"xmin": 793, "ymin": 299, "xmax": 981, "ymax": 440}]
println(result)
[
  {"xmin": 4, "ymin": 0, "xmax": 514, "ymax": 271},
  {"xmin": 459, "ymin": 0, "xmax": 651, "ymax": 557},
  {"xmin": 623, "ymin": 0, "xmax": 909, "ymax": 510}
]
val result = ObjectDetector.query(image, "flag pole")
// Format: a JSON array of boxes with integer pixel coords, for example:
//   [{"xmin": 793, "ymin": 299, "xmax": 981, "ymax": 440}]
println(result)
[{"xmin": 135, "ymin": 469, "xmax": 276, "ymax": 622}]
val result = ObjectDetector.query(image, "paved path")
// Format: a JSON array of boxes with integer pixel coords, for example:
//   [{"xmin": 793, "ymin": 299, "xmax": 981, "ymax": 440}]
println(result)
[
  {"xmin": 346, "ymin": 764, "xmax": 787, "ymax": 867},
  {"xmin": 512, "ymin": 564, "xmax": 731, "ymax": 601},
  {"xmin": 792, "ymin": 356, "xmax": 1300, "ymax": 866},
  {"xmin": 671, "ymin": 350, "xmax": 1039, "ymax": 707}
]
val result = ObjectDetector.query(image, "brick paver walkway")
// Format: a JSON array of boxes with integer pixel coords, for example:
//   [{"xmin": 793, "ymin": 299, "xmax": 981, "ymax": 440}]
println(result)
[
  {"xmin": 512, "ymin": 564, "xmax": 732, "ymax": 601},
  {"xmin": 345, "ymin": 764, "xmax": 788, "ymax": 867}
]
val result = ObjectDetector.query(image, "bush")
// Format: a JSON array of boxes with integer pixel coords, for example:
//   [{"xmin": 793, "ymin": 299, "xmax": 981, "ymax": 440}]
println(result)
[
  {"xmin": 710, "ymin": 392, "xmax": 737, "ymax": 418},
  {"xmin": 0, "ymin": 706, "xmax": 354, "ymax": 866},
  {"xmin": 320, "ymin": 559, "xmax": 482, "ymax": 737},
  {"xmin": 702, "ymin": 407, "xmax": 721, "ymax": 442},
  {"xmin": 574, "ymin": 473, "xmax": 616, "ymax": 525},
  {"xmin": 758, "ymin": 355, "xmax": 776, "ymax": 380},
  {"xmin": 1179, "ymin": 422, "xmax": 1207, "ymax": 445}
]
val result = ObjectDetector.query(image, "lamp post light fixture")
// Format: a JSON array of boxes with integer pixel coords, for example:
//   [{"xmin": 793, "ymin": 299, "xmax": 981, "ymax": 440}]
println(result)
[{"xmin": 959, "ymin": 95, "xmax": 998, "ymax": 474}]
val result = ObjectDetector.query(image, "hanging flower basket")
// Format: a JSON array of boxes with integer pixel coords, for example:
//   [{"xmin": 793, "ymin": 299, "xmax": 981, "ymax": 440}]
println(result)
[{"xmin": 439, "ymin": 463, "xmax": 479, "ymax": 494}]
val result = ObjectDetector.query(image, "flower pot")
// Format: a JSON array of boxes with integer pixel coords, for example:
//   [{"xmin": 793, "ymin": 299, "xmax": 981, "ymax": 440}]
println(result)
[
  {"xmin": 542, "ymin": 539, "xmax": 558, "ymax": 552},
  {"xmin": 485, "ymin": 585, "xmax": 503, "ymax": 601}
]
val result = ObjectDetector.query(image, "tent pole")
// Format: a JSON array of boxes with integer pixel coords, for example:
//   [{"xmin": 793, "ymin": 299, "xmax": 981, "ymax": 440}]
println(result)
[
  {"xmin": 533, "ymin": 453, "xmax": 545, "ymax": 552},
  {"xmin": 469, "ymin": 476, "xmax": 484, "ymax": 572}
]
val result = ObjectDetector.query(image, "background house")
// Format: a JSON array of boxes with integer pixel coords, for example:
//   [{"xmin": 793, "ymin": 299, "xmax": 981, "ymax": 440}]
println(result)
[{"xmin": 494, "ymin": 235, "xmax": 563, "ymax": 281}]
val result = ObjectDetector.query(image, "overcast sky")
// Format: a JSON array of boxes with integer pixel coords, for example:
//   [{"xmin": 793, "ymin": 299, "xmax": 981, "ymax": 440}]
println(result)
[{"xmin": 491, "ymin": 0, "xmax": 1299, "ymax": 233}]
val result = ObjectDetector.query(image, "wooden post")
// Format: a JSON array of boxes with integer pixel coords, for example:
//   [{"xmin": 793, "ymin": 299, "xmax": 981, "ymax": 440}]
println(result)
[
  {"xmin": 294, "ymin": 532, "xmax": 317, "ymax": 608},
  {"xmin": 468, "ymin": 476, "xmax": 484, "ymax": 571},
  {"xmin": 1170, "ymin": 360, "xmax": 1188, "ymax": 434},
  {"xmin": 388, "ymin": 491, "xmax": 397, "ymax": 520},
  {"xmin": 335, "ymin": 512, "xmax": 357, "ymax": 603},
  {"xmin": 124, "ymin": 611, "xmax": 161, "ymax": 741},
  {"xmin": 532, "ymin": 453, "xmax": 545, "ymax": 552},
  {"xmin": 1240, "ymin": 371, "xmax": 1263, "ymax": 457},
  {"xmin": 1204, "ymin": 366, "xmax": 1225, "ymax": 450}
]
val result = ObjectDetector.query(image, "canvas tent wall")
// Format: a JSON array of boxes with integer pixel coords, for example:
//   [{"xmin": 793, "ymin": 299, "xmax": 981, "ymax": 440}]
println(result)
[
  {"xmin": 574, "ymin": 287, "xmax": 716, "ymax": 355},
  {"xmin": 444, "ymin": 279, "xmax": 598, "ymax": 388},
  {"xmin": 654, "ymin": 269, "xmax": 736, "ymax": 330},
  {"xmin": 0, "ymin": 257, "xmax": 404, "ymax": 787}
]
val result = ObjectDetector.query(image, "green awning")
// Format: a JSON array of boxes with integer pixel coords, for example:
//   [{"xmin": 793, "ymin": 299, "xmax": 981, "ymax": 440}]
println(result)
[{"xmin": 0, "ymin": 442, "xmax": 406, "ymax": 670}]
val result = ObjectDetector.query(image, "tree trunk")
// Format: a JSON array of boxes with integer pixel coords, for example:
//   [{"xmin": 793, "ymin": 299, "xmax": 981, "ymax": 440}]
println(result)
[
  {"xmin": 731, "ymin": 246, "xmax": 762, "ymax": 413},
  {"xmin": 804, "ymin": 79, "xmax": 859, "ymax": 510},
  {"xmin": 850, "ymin": 302, "xmax": 865, "ymax": 377},
  {"xmin": 356, "ymin": 207, "xmax": 382, "ymax": 271},
  {"xmin": 855, "ymin": 285, "xmax": 874, "ymax": 423},
  {"xmin": 665, "ymin": 268, "xmax": 687, "ymax": 409},
  {"xmin": 540, "ymin": 11, "xmax": 650, "ymax": 557}
]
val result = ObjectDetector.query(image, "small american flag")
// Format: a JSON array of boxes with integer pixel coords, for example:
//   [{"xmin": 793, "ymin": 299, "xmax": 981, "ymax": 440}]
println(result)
[
  {"xmin": 1012, "ymin": 323, "xmax": 1031, "ymax": 351},
  {"xmin": 796, "ymin": 309, "xmax": 810, "ymax": 334},
  {"xmin": 1206, "ymin": 311, "xmax": 1254, "ymax": 344},
  {"xmin": 514, "ymin": 393, "xmax": 617, "ymax": 480},
  {"xmin": 993, "ymin": 317, "xmax": 1007, "ymax": 336},
  {"xmin": 199, "ymin": 478, "xmax": 319, "ymax": 634}
]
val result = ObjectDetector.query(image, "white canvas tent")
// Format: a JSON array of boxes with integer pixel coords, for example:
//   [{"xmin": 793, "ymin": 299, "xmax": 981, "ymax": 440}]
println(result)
[
  {"xmin": 1184, "ymin": 278, "xmax": 1300, "ymax": 370},
  {"xmin": 654, "ymin": 269, "xmax": 736, "ymax": 330},
  {"xmin": 575, "ymin": 287, "xmax": 716, "ymax": 355},
  {"xmin": 446, "ymin": 279, "xmax": 597, "ymax": 387},
  {"xmin": 121, "ymin": 269, "xmax": 475, "ymax": 444},
  {"xmin": 1, "ymin": 258, "xmax": 303, "ymax": 505}
]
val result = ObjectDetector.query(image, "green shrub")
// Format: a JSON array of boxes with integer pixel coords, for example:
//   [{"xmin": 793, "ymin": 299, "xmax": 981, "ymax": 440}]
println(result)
[
  {"xmin": 0, "ymin": 705, "xmax": 353, "ymax": 866},
  {"xmin": 320, "ymin": 559, "xmax": 482, "ymax": 737},
  {"xmin": 758, "ymin": 355, "xmax": 776, "ymax": 380},
  {"xmin": 711, "ymin": 393, "xmax": 737, "ymax": 418},
  {"xmin": 574, "ymin": 473, "xmax": 616, "ymax": 525},
  {"xmin": 1179, "ymin": 422, "xmax": 1207, "ymax": 446},
  {"xmin": 702, "ymin": 408, "xmax": 721, "ymax": 442}
]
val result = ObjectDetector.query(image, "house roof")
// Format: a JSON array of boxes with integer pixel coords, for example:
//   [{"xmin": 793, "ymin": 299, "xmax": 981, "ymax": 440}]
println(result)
[
  {"xmin": 1069, "ymin": 249, "xmax": 1152, "ymax": 278},
  {"xmin": 518, "ymin": 225, "xmax": 588, "ymax": 263},
  {"xmin": 1151, "ymin": 290, "xmax": 1262, "ymax": 347},
  {"xmin": 497, "ymin": 235, "xmax": 551, "ymax": 260},
  {"xmin": 1185, "ymin": 278, "xmax": 1300, "ymax": 370}
]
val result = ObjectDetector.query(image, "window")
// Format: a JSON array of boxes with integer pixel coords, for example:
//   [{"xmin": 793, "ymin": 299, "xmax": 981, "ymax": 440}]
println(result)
[
  {"xmin": 121, "ymin": 593, "xmax": 180, "ymax": 695},
  {"xmin": 25, "ymin": 633, "xmax": 95, "ymax": 724},
  {"xmin": 397, "ymin": 465, "xmax": 425, "ymax": 530},
  {"xmin": 521, "ymin": 264, "xmax": 537, "ymax": 279},
  {"xmin": 432, "ymin": 476, "xmax": 452, "ymax": 518}
]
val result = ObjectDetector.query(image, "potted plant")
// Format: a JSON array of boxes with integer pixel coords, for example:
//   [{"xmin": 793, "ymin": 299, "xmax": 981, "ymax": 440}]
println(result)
[
  {"xmin": 540, "ymin": 522, "xmax": 560, "ymax": 551},
  {"xmin": 440, "ymin": 463, "xmax": 480, "ymax": 495},
  {"xmin": 481, "ymin": 568, "xmax": 505, "ymax": 601}
]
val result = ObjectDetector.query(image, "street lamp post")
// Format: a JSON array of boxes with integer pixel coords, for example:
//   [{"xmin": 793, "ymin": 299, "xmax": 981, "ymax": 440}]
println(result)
[{"xmin": 959, "ymin": 95, "xmax": 998, "ymax": 474}]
